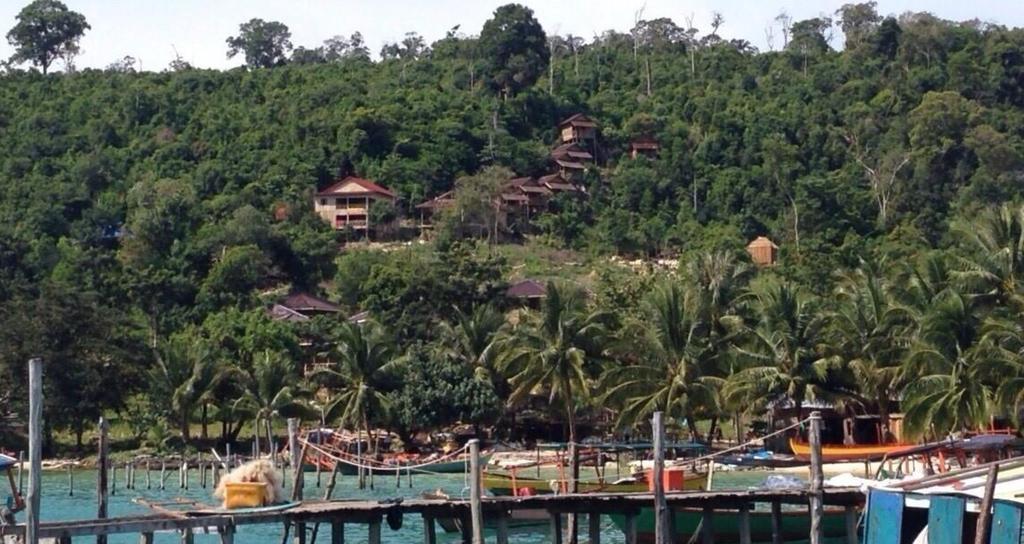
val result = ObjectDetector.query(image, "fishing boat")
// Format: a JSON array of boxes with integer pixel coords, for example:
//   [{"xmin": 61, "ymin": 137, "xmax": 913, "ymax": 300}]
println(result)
[
  {"xmin": 483, "ymin": 469, "xmax": 704, "ymax": 496},
  {"xmin": 609, "ymin": 506, "xmax": 850, "ymax": 543},
  {"xmin": 789, "ymin": 438, "xmax": 916, "ymax": 462}
]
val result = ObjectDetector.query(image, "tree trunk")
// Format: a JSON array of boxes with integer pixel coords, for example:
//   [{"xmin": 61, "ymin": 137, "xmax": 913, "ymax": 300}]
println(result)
[
  {"xmin": 180, "ymin": 408, "xmax": 191, "ymax": 443},
  {"xmin": 645, "ymin": 56, "xmax": 652, "ymax": 96},
  {"xmin": 253, "ymin": 416, "xmax": 261, "ymax": 456},
  {"xmin": 201, "ymin": 402, "xmax": 209, "ymax": 440},
  {"xmin": 790, "ymin": 196, "xmax": 800, "ymax": 258},
  {"xmin": 707, "ymin": 416, "xmax": 719, "ymax": 445}
]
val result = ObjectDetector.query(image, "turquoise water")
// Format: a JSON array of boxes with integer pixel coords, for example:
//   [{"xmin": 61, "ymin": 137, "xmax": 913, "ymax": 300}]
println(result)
[{"xmin": 11, "ymin": 468, "xmax": 785, "ymax": 543}]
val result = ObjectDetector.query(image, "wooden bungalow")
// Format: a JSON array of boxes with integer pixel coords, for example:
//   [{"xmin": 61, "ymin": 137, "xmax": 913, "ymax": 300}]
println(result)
[
  {"xmin": 538, "ymin": 173, "xmax": 582, "ymax": 194},
  {"xmin": 414, "ymin": 190, "xmax": 456, "ymax": 231},
  {"xmin": 558, "ymin": 113, "xmax": 598, "ymax": 146},
  {"xmin": 278, "ymin": 291, "xmax": 341, "ymax": 316},
  {"xmin": 314, "ymin": 176, "xmax": 396, "ymax": 231},
  {"xmin": 746, "ymin": 236, "xmax": 779, "ymax": 266},
  {"xmin": 629, "ymin": 137, "xmax": 660, "ymax": 159}
]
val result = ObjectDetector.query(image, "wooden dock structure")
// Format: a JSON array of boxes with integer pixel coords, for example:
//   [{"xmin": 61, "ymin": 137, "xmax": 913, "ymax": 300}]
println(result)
[{"xmin": 0, "ymin": 487, "xmax": 865, "ymax": 543}]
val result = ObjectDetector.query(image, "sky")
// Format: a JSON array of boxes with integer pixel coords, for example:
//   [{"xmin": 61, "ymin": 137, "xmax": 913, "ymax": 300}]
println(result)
[{"xmin": 0, "ymin": 0, "xmax": 1022, "ymax": 71}]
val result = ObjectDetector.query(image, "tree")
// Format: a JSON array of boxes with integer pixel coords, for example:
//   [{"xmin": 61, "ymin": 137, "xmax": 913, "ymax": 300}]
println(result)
[
  {"xmin": 6, "ymin": 0, "xmax": 89, "ymax": 74},
  {"xmin": 726, "ymin": 281, "xmax": 832, "ymax": 418},
  {"xmin": 827, "ymin": 260, "xmax": 909, "ymax": 431},
  {"xmin": 836, "ymin": 2, "xmax": 881, "ymax": 51},
  {"xmin": 437, "ymin": 304, "xmax": 508, "ymax": 394},
  {"xmin": 479, "ymin": 3, "xmax": 549, "ymax": 98},
  {"xmin": 233, "ymin": 350, "xmax": 302, "ymax": 453},
  {"xmin": 602, "ymin": 283, "xmax": 720, "ymax": 436},
  {"xmin": 151, "ymin": 331, "xmax": 233, "ymax": 443},
  {"xmin": 501, "ymin": 282, "xmax": 611, "ymax": 444},
  {"xmin": 953, "ymin": 204, "xmax": 1024, "ymax": 312},
  {"xmin": 317, "ymin": 321, "xmax": 398, "ymax": 451},
  {"xmin": 901, "ymin": 289, "xmax": 992, "ymax": 439},
  {"xmin": 226, "ymin": 18, "xmax": 292, "ymax": 68}
]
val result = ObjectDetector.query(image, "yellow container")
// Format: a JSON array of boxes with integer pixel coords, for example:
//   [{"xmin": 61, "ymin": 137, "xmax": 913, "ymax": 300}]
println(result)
[{"xmin": 223, "ymin": 482, "xmax": 267, "ymax": 509}]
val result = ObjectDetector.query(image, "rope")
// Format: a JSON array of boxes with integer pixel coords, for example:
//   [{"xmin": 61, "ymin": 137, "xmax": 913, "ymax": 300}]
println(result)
[
  {"xmin": 670, "ymin": 416, "xmax": 811, "ymax": 467},
  {"xmin": 300, "ymin": 438, "xmax": 471, "ymax": 473}
]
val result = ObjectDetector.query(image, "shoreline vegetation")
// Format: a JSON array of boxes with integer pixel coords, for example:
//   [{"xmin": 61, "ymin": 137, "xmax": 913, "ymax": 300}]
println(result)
[{"xmin": 2, "ymin": 0, "xmax": 1024, "ymax": 460}]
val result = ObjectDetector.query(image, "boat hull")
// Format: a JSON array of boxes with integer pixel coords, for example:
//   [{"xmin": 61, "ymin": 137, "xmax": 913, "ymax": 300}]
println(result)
[
  {"xmin": 611, "ymin": 506, "xmax": 850, "ymax": 543},
  {"xmin": 483, "ymin": 471, "xmax": 704, "ymax": 496},
  {"xmin": 789, "ymin": 439, "xmax": 915, "ymax": 462},
  {"xmin": 304, "ymin": 454, "xmax": 487, "ymax": 475}
]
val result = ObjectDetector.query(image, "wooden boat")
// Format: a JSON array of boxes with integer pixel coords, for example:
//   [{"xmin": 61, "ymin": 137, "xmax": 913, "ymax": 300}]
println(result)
[
  {"xmin": 789, "ymin": 438, "xmax": 916, "ymax": 462},
  {"xmin": 483, "ymin": 470, "xmax": 705, "ymax": 497},
  {"xmin": 304, "ymin": 449, "xmax": 489, "ymax": 475},
  {"xmin": 610, "ymin": 506, "xmax": 850, "ymax": 543}
]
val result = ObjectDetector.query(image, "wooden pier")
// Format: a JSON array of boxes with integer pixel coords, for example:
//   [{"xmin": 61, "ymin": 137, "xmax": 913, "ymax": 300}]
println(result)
[{"xmin": 0, "ymin": 487, "xmax": 865, "ymax": 543}]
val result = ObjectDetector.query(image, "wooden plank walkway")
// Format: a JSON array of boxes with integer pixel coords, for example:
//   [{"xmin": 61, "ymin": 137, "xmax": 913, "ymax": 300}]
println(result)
[{"xmin": 0, "ymin": 487, "xmax": 865, "ymax": 540}]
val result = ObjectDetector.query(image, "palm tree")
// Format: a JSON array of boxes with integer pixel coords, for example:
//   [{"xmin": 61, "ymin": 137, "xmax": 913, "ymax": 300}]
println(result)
[
  {"xmin": 827, "ymin": 259, "xmax": 911, "ymax": 430},
  {"xmin": 317, "ymin": 321, "xmax": 398, "ymax": 452},
  {"xmin": 152, "ymin": 333, "xmax": 230, "ymax": 443},
  {"xmin": 233, "ymin": 350, "xmax": 301, "ymax": 454},
  {"xmin": 725, "ymin": 281, "xmax": 832, "ymax": 418},
  {"xmin": 601, "ymin": 282, "xmax": 721, "ymax": 437},
  {"xmin": 437, "ymin": 304, "xmax": 507, "ymax": 393},
  {"xmin": 953, "ymin": 203, "xmax": 1024, "ymax": 311},
  {"xmin": 900, "ymin": 289, "xmax": 993, "ymax": 439},
  {"xmin": 501, "ymin": 282, "xmax": 611, "ymax": 445}
]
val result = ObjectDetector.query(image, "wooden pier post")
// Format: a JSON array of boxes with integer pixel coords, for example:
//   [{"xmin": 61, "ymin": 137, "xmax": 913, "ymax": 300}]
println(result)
[
  {"xmin": 701, "ymin": 507, "xmax": 714, "ymax": 544},
  {"xmin": 469, "ymin": 438, "xmax": 484, "ymax": 544},
  {"xmin": 111, "ymin": 465, "xmax": 117, "ymax": 496},
  {"xmin": 146, "ymin": 461, "xmax": 151, "ymax": 490},
  {"xmin": 368, "ymin": 518, "xmax": 381, "ymax": 544},
  {"xmin": 623, "ymin": 512, "xmax": 637, "ymax": 544},
  {"xmin": 496, "ymin": 512, "xmax": 510, "ymax": 544},
  {"xmin": 809, "ymin": 411, "xmax": 824, "ymax": 544},
  {"xmin": 140, "ymin": 532, "xmax": 154, "ymax": 544},
  {"xmin": 330, "ymin": 522, "xmax": 344, "ymax": 544},
  {"xmin": 844, "ymin": 506, "xmax": 858, "ymax": 544},
  {"xmin": 97, "ymin": 417, "xmax": 110, "ymax": 544},
  {"xmin": 288, "ymin": 418, "xmax": 306, "ymax": 544},
  {"xmin": 588, "ymin": 513, "xmax": 601, "ymax": 544},
  {"xmin": 160, "ymin": 461, "xmax": 167, "ymax": 490},
  {"xmin": 652, "ymin": 411, "xmax": 669, "ymax": 544},
  {"xmin": 422, "ymin": 515, "xmax": 437, "ymax": 544},
  {"xmin": 68, "ymin": 464, "xmax": 74, "ymax": 497},
  {"xmin": 739, "ymin": 504, "xmax": 752, "ymax": 544},
  {"xmin": 567, "ymin": 441, "xmax": 579, "ymax": 544},
  {"xmin": 183, "ymin": 459, "xmax": 189, "ymax": 490},
  {"xmin": 550, "ymin": 511, "xmax": 564, "ymax": 544},
  {"xmin": 309, "ymin": 461, "xmax": 342, "ymax": 544},
  {"xmin": 770, "ymin": 500, "xmax": 783, "ymax": 544},
  {"xmin": 17, "ymin": 450, "xmax": 24, "ymax": 496},
  {"xmin": 26, "ymin": 358, "xmax": 43, "ymax": 544},
  {"xmin": 974, "ymin": 464, "xmax": 1000, "ymax": 544}
]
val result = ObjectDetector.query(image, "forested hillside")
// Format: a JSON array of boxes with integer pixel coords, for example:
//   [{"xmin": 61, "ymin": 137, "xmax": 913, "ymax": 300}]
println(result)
[{"xmin": 2, "ymin": 1, "xmax": 1024, "ymax": 451}]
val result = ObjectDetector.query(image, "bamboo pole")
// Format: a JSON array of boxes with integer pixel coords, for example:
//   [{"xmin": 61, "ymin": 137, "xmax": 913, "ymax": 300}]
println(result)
[
  {"xmin": 26, "ymin": 358, "xmax": 42, "ymax": 544},
  {"xmin": 809, "ymin": 411, "xmax": 824, "ymax": 544}
]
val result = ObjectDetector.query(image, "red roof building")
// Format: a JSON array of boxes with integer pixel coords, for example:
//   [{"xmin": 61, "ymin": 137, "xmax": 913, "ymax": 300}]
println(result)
[{"xmin": 314, "ymin": 176, "xmax": 396, "ymax": 231}]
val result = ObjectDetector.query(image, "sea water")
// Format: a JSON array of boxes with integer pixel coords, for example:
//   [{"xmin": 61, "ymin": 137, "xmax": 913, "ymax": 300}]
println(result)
[{"xmin": 12, "ymin": 468, "xmax": 780, "ymax": 543}]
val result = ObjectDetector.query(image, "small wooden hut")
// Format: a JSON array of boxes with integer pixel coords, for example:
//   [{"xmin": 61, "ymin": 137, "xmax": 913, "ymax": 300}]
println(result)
[{"xmin": 746, "ymin": 236, "xmax": 779, "ymax": 266}]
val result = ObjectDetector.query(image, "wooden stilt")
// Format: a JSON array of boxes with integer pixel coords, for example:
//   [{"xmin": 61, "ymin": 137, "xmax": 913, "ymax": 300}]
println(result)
[
  {"xmin": 496, "ymin": 512, "xmax": 509, "ymax": 544},
  {"xmin": 368, "ymin": 519, "xmax": 381, "ymax": 544},
  {"xmin": 739, "ymin": 504, "xmax": 752, "ymax": 544},
  {"xmin": 422, "ymin": 514, "xmax": 437, "ymax": 544},
  {"xmin": 139, "ymin": 533, "xmax": 154, "ymax": 544},
  {"xmin": 98, "ymin": 417, "xmax": 109, "ymax": 544},
  {"xmin": 588, "ymin": 513, "xmax": 601, "ymax": 544},
  {"xmin": 160, "ymin": 461, "xmax": 166, "ymax": 490},
  {"xmin": 111, "ymin": 465, "xmax": 117, "ymax": 496},
  {"xmin": 809, "ymin": 411, "xmax": 824, "ymax": 544},
  {"xmin": 550, "ymin": 512, "xmax": 564, "ymax": 544},
  {"xmin": 623, "ymin": 513, "xmax": 637, "ymax": 544},
  {"xmin": 26, "ymin": 358, "xmax": 42, "ymax": 544},
  {"xmin": 68, "ymin": 465, "xmax": 73, "ymax": 497},
  {"xmin": 330, "ymin": 523, "xmax": 344, "ymax": 544},
  {"xmin": 219, "ymin": 524, "xmax": 235, "ymax": 544},
  {"xmin": 770, "ymin": 500, "xmax": 783, "ymax": 544},
  {"xmin": 845, "ymin": 506, "xmax": 859, "ymax": 544},
  {"xmin": 146, "ymin": 461, "xmax": 151, "ymax": 489},
  {"xmin": 180, "ymin": 529, "xmax": 194, "ymax": 544},
  {"xmin": 700, "ymin": 507, "xmax": 714, "ymax": 544}
]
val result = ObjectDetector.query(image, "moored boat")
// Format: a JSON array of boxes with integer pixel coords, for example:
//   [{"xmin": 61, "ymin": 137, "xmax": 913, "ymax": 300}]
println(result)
[
  {"xmin": 789, "ymin": 438, "xmax": 916, "ymax": 462},
  {"xmin": 483, "ymin": 469, "xmax": 705, "ymax": 496}
]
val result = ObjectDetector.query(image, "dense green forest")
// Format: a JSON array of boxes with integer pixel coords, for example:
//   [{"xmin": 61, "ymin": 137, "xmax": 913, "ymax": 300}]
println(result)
[{"xmin": 2, "ymin": 0, "xmax": 1024, "ymax": 453}]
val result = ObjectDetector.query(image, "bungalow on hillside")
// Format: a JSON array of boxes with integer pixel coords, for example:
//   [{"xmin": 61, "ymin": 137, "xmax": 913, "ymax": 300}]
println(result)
[
  {"xmin": 629, "ymin": 137, "xmax": 660, "ymax": 159},
  {"xmin": 746, "ymin": 236, "xmax": 779, "ymax": 266},
  {"xmin": 278, "ymin": 291, "xmax": 341, "ymax": 316},
  {"xmin": 538, "ymin": 173, "xmax": 582, "ymax": 194},
  {"xmin": 558, "ymin": 113, "xmax": 599, "ymax": 146},
  {"xmin": 314, "ymin": 176, "xmax": 396, "ymax": 231},
  {"xmin": 415, "ymin": 190, "xmax": 456, "ymax": 232}
]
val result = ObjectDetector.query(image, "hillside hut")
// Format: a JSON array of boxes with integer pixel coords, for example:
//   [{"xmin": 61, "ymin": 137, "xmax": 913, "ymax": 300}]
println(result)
[{"xmin": 746, "ymin": 236, "xmax": 779, "ymax": 266}]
